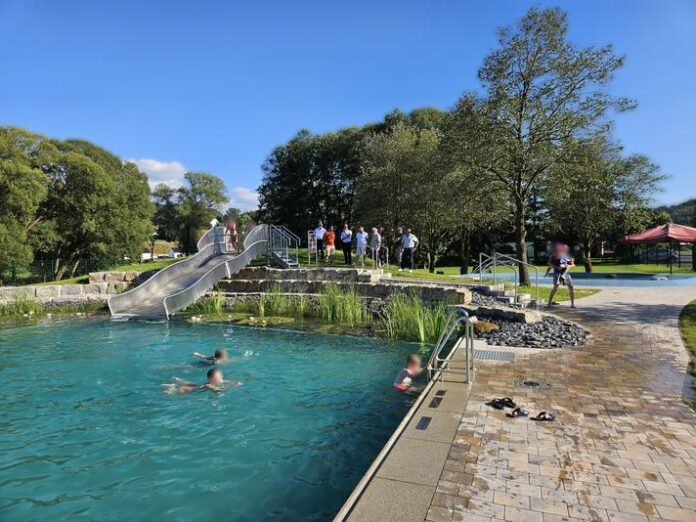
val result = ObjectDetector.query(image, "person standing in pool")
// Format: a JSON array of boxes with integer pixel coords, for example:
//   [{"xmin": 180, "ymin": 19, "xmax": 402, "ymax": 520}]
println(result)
[{"xmin": 547, "ymin": 243, "xmax": 576, "ymax": 308}]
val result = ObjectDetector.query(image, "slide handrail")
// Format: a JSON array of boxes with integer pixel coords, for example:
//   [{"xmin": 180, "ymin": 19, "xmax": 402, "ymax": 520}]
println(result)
[
  {"xmin": 108, "ymin": 225, "xmax": 268, "ymax": 317},
  {"xmin": 163, "ymin": 225, "xmax": 269, "ymax": 316}
]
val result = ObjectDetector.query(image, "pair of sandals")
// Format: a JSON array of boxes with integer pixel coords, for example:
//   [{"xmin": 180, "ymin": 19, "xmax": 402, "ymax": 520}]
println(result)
[{"xmin": 486, "ymin": 397, "xmax": 555, "ymax": 422}]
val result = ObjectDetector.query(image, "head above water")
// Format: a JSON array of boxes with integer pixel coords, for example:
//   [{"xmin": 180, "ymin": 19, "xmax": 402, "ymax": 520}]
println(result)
[
  {"xmin": 207, "ymin": 368, "xmax": 223, "ymax": 385},
  {"xmin": 214, "ymin": 348, "xmax": 227, "ymax": 360},
  {"xmin": 406, "ymin": 354, "xmax": 421, "ymax": 368}
]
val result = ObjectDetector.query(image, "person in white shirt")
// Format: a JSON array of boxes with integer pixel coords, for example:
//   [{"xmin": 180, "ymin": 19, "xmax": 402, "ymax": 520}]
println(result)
[
  {"xmin": 340, "ymin": 223, "xmax": 353, "ymax": 265},
  {"xmin": 314, "ymin": 222, "xmax": 326, "ymax": 261},
  {"xmin": 399, "ymin": 228, "xmax": 419, "ymax": 272},
  {"xmin": 370, "ymin": 227, "xmax": 382, "ymax": 267},
  {"xmin": 355, "ymin": 226, "xmax": 369, "ymax": 266}
]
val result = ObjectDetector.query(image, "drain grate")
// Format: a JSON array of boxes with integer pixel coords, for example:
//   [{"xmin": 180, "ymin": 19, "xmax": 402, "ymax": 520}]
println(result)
[
  {"xmin": 475, "ymin": 350, "xmax": 515, "ymax": 362},
  {"xmin": 512, "ymin": 378, "xmax": 552, "ymax": 390}
]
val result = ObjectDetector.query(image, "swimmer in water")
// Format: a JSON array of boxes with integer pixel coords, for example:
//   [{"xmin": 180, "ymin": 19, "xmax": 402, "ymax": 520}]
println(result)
[
  {"xmin": 191, "ymin": 348, "xmax": 230, "ymax": 365},
  {"xmin": 163, "ymin": 368, "xmax": 240, "ymax": 394},
  {"xmin": 393, "ymin": 354, "xmax": 428, "ymax": 394}
]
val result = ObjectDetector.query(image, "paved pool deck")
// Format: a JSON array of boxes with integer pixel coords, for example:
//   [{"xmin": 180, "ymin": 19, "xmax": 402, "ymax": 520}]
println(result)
[{"xmin": 341, "ymin": 286, "xmax": 696, "ymax": 522}]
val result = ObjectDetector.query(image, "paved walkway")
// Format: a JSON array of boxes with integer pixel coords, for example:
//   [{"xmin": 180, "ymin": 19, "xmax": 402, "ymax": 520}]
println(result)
[{"xmin": 425, "ymin": 287, "xmax": 696, "ymax": 522}]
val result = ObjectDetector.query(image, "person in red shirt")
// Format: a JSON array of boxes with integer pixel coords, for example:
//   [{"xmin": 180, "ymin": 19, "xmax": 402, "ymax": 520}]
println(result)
[{"xmin": 324, "ymin": 225, "xmax": 336, "ymax": 265}]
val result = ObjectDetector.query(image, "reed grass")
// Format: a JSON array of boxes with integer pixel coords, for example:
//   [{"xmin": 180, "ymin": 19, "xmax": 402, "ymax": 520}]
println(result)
[
  {"xmin": 318, "ymin": 284, "xmax": 369, "ymax": 327},
  {"xmin": 0, "ymin": 297, "xmax": 44, "ymax": 317},
  {"xmin": 380, "ymin": 291, "xmax": 450, "ymax": 343}
]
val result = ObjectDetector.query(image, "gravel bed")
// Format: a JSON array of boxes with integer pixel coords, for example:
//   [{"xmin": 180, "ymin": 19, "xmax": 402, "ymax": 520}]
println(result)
[{"xmin": 481, "ymin": 315, "xmax": 589, "ymax": 348}]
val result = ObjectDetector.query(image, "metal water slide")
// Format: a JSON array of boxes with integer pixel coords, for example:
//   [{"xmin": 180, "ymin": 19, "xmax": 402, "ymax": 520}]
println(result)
[{"xmin": 108, "ymin": 224, "xmax": 298, "ymax": 318}]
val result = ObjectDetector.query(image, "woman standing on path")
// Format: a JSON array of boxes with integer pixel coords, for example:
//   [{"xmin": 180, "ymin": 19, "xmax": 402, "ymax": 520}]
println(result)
[{"xmin": 340, "ymin": 223, "xmax": 353, "ymax": 265}]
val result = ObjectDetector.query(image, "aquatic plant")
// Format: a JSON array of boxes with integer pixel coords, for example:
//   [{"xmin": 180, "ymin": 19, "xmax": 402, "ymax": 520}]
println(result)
[
  {"xmin": 0, "ymin": 297, "xmax": 44, "ymax": 317},
  {"xmin": 380, "ymin": 291, "xmax": 450, "ymax": 343},
  {"xmin": 318, "ymin": 284, "xmax": 368, "ymax": 327}
]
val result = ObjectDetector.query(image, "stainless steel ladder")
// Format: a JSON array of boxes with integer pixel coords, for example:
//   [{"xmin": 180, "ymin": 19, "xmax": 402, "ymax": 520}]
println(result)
[{"xmin": 426, "ymin": 306, "xmax": 476, "ymax": 384}]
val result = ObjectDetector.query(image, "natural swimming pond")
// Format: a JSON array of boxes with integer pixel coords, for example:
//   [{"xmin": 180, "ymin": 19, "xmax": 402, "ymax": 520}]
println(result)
[{"xmin": 0, "ymin": 318, "xmax": 417, "ymax": 521}]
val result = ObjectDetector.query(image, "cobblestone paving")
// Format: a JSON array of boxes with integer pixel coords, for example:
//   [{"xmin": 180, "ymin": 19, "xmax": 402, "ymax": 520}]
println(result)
[{"xmin": 426, "ymin": 287, "xmax": 696, "ymax": 522}]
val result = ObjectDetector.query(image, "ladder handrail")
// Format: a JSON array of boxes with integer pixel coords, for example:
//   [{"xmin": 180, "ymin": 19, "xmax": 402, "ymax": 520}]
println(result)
[{"xmin": 426, "ymin": 306, "xmax": 476, "ymax": 384}]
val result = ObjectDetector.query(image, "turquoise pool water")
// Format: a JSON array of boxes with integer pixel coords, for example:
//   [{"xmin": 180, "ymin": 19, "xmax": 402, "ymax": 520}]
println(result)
[{"xmin": 0, "ymin": 318, "xmax": 417, "ymax": 521}]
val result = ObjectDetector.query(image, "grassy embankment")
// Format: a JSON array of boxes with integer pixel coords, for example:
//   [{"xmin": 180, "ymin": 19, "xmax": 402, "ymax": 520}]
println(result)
[{"xmin": 679, "ymin": 300, "xmax": 696, "ymax": 390}]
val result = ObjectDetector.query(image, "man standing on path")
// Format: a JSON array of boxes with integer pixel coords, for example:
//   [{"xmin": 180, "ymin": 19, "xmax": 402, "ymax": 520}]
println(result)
[
  {"xmin": 314, "ymin": 221, "xmax": 326, "ymax": 261},
  {"xmin": 399, "ymin": 228, "xmax": 419, "ymax": 272},
  {"xmin": 340, "ymin": 223, "xmax": 353, "ymax": 265},
  {"xmin": 356, "ymin": 226, "xmax": 369, "ymax": 267},
  {"xmin": 370, "ymin": 227, "xmax": 382, "ymax": 267},
  {"xmin": 393, "ymin": 227, "xmax": 404, "ymax": 267}
]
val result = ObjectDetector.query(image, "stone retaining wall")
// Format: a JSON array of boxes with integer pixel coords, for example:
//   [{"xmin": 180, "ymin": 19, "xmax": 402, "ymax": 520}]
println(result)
[
  {"xmin": 89, "ymin": 270, "xmax": 156, "ymax": 285},
  {"xmin": 0, "ymin": 282, "xmax": 126, "ymax": 308},
  {"xmin": 216, "ymin": 278, "xmax": 472, "ymax": 305}
]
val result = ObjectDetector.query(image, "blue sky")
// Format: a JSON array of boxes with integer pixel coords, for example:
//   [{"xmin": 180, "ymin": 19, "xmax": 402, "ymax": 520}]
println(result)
[{"xmin": 1, "ymin": 0, "xmax": 694, "ymax": 209}]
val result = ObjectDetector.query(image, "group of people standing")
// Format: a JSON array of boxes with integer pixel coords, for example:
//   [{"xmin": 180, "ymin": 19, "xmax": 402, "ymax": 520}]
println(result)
[{"xmin": 312, "ymin": 222, "xmax": 419, "ymax": 271}]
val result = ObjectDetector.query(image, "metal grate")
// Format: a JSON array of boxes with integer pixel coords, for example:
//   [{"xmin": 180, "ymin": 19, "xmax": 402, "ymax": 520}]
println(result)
[{"xmin": 474, "ymin": 349, "xmax": 515, "ymax": 362}]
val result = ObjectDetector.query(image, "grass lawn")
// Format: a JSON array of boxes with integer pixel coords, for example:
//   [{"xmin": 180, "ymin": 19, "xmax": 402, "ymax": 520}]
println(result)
[
  {"xmin": 680, "ymin": 300, "xmax": 696, "ymax": 385},
  {"xmin": 36, "ymin": 257, "xmax": 186, "ymax": 286}
]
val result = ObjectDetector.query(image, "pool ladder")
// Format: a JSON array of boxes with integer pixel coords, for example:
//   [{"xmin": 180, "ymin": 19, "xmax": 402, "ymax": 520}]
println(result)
[{"xmin": 426, "ymin": 306, "xmax": 476, "ymax": 384}]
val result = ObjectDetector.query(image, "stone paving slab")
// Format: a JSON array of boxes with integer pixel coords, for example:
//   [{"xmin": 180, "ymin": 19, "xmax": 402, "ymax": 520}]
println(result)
[{"xmin": 426, "ymin": 286, "xmax": 696, "ymax": 522}]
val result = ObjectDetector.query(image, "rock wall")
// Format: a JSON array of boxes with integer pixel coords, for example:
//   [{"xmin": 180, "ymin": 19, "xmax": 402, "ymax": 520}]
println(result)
[{"xmin": 0, "ymin": 282, "xmax": 125, "ymax": 308}]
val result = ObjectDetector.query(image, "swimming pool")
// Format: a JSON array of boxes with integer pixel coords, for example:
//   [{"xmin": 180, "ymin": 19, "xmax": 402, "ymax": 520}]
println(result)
[
  {"xmin": 462, "ymin": 272, "xmax": 696, "ymax": 287},
  {"xmin": 0, "ymin": 318, "xmax": 416, "ymax": 521}
]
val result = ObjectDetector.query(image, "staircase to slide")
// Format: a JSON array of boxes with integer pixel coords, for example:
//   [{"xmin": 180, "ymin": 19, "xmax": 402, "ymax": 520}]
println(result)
[{"xmin": 108, "ymin": 224, "xmax": 299, "ymax": 319}]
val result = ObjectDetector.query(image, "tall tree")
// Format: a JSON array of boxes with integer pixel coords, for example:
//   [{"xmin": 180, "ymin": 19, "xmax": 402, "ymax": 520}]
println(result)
[
  {"xmin": 176, "ymin": 172, "xmax": 229, "ymax": 254},
  {"xmin": 0, "ymin": 128, "xmax": 48, "ymax": 269},
  {"xmin": 477, "ymin": 7, "xmax": 632, "ymax": 283},
  {"xmin": 546, "ymin": 138, "xmax": 663, "ymax": 271}
]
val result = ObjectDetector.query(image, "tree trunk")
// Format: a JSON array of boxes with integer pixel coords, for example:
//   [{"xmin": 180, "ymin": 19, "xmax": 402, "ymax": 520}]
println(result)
[
  {"xmin": 460, "ymin": 228, "xmax": 471, "ymax": 274},
  {"xmin": 582, "ymin": 243, "xmax": 593, "ymax": 273},
  {"xmin": 70, "ymin": 258, "xmax": 81, "ymax": 278},
  {"xmin": 514, "ymin": 199, "xmax": 530, "ymax": 285},
  {"xmin": 428, "ymin": 251, "xmax": 436, "ymax": 273}
]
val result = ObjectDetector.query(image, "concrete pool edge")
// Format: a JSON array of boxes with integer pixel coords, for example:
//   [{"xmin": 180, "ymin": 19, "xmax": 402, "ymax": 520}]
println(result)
[{"xmin": 334, "ymin": 336, "xmax": 479, "ymax": 521}]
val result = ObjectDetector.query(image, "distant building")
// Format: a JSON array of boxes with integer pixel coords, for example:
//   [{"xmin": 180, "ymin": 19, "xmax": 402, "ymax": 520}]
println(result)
[{"xmin": 167, "ymin": 248, "xmax": 184, "ymax": 258}]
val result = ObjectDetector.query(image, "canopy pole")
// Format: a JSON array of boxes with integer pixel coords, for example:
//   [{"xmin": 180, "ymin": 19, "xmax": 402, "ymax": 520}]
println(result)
[{"xmin": 669, "ymin": 242, "xmax": 673, "ymax": 275}]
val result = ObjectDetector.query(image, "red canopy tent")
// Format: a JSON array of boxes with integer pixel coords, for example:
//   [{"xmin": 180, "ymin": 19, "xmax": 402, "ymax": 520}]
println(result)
[{"xmin": 623, "ymin": 223, "xmax": 696, "ymax": 273}]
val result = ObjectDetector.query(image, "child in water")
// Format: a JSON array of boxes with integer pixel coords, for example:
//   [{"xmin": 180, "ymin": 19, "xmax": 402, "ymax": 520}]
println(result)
[
  {"xmin": 192, "ymin": 348, "xmax": 229, "ymax": 365},
  {"xmin": 393, "ymin": 354, "xmax": 427, "ymax": 393},
  {"xmin": 163, "ymin": 368, "xmax": 239, "ymax": 394}
]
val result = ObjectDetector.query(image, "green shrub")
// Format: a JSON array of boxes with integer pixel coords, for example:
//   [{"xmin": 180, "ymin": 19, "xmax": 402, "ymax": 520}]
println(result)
[{"xmin": 186, "ymin": 289, "xmax": 224, "ymax": 315}]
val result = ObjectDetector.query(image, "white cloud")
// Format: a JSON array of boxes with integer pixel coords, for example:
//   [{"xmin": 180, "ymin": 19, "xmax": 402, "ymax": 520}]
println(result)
[
  {"xmin": 229, "ymin": 186, "xmax": 259, "ymax": 211},
  {"xmin": 128, "ymin": 158, "xmax": 187, "ymax": 190}
]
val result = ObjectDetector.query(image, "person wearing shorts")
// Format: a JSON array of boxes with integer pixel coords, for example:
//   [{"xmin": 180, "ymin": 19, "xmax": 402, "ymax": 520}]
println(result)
[
  {"xmin": 547, "ymin": 243, "xmax": 576, "ymax": 308},
  {"xmin": 324, "ymin": 226, "xmax": 336, "ymax": 264}
]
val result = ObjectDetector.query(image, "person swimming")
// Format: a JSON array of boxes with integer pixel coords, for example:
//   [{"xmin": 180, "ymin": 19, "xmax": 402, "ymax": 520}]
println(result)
[
  {"xmin": 191, "ymin": 348, "xmax": 230, "ymax": 366},
  {"xmin": 393, "ymin": 354, "xmax": 427, "ymax": 393},
  {"xmin": 163, "ymin": 368, "xmax": 240, "ymax": 394}
]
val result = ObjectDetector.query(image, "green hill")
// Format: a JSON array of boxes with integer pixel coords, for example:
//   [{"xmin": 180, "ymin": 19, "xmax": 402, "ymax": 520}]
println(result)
[{"xmin": 659, "ymin": 198, "xmax": 696, "ymax": 226}]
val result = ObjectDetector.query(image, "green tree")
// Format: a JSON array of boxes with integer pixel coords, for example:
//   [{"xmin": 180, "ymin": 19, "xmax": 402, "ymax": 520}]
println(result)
[
  {"xmin": 152, "ymin": 184, "xmax": 180, "ymax": 241},
  {"xmin": 547, "ymin": 138, "xmax": 663, "ymax": 271},
  {"xmin": 176, "ymin": 172, "xmax": 229, "ymax": 254},
  {"xmin": 477, "ymin": 7, "xmax": 632, "ymax": 284},
  {"xmin": 0, "ymin": 128, "xmax": 49, "ymax": 268},
  {"xmin": 258, "ymin": 128, "xmax": 365, "ymax": 233}
]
